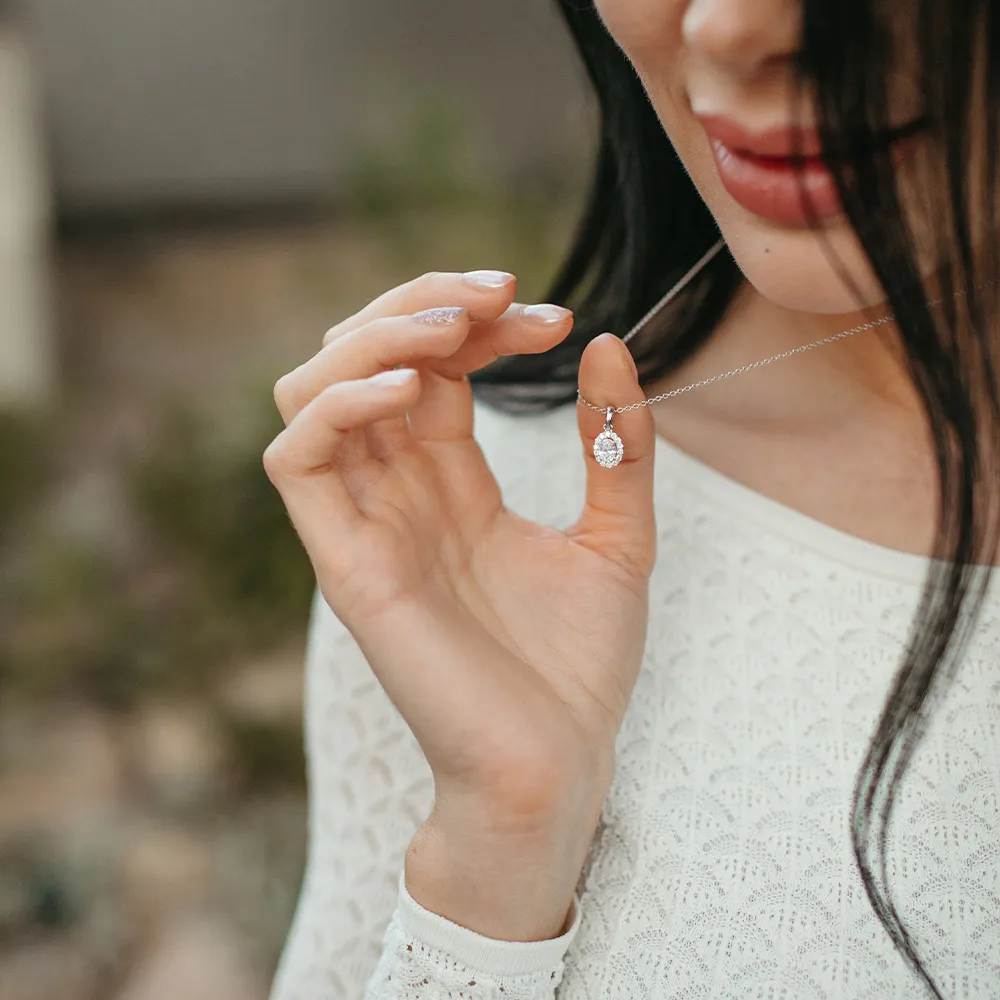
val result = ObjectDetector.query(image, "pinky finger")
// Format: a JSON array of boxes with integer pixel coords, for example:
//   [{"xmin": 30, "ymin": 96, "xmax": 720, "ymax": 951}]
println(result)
[{"xmin": 263, "ymin": 367, "xmax": 421, "ymax": 515}]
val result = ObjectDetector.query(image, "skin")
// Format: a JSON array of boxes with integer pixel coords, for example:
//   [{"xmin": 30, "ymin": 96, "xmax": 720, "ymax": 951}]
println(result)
[
  {"xmin": 595, "ymin": 0, "xmax": 943, "ymax": 559},
  {"xmin": 266, "ymin": 276, "xmax": 650, "ymax": 942},
  {"xmin": 264, "ymin": 0, "xmax": 975, "ymax": 949}
]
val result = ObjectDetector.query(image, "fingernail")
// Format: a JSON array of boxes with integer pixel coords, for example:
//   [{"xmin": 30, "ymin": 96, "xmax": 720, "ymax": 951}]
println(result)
[
  {"xmin": 522, "ymin": 303, "xmax": 572, "ymax": 324},
  {"xmin": 371, "ymin": 367, "xmax": 417, "ymax": 386},
  {"xmin": 462, "ymin": 269, "xmax": 514, "ymax": 290},
  {"xmin": 413, "ymin": 306, "xmax": 466, "ymax": 326}
]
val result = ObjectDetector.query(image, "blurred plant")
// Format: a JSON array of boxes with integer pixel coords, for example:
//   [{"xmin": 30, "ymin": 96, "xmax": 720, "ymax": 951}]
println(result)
[
  {"xmin": 0, "ymin": 380, "xmax": 315, "ymax": 712},
  {"xmin": 0, "ymin": 837, "xmax": 81, "ymax": 942},
  {"xmin": 346, "ymin": 97, "xmax": 478, "ymax": 219},
  {"xmin": 129, "ymin": 389, "xmax": 315, "ymax": 657},
  {"xmin": 222, "ymin": 714, "xmax": 306, "ymax": 792},
  {"xmin": 339, "ymin": 96, "xmax": 585, "ymax": 298},
  {"xmin": 0, "ymin": 534, "xmax": 192, "ymax": 706},
  {"xmin": 0, "ymin": 408, "xmax": 52, "ymax": 543}
]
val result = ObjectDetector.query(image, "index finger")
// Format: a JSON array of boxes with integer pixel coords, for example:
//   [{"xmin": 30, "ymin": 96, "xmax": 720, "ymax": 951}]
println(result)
[{"xmin": 323, "ymin": 270, "xmax": 516, "ymax": 347}]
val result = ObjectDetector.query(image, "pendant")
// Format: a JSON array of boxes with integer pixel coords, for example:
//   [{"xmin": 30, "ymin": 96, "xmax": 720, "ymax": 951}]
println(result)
[{"xmin": 593, "ymin": 407, "xmax": 624, "ymax": 468}]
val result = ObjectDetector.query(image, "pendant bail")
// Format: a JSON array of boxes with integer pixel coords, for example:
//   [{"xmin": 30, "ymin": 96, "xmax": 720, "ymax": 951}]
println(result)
[{"xmin": 605, "ymin": 406, "xmax": 614, "ymax": 429}]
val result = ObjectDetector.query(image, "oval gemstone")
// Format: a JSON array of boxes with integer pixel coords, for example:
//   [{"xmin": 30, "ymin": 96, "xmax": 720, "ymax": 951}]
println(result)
[{"xmin": 593, "ymin": 429, "xmax": 624, "ymax": 468}]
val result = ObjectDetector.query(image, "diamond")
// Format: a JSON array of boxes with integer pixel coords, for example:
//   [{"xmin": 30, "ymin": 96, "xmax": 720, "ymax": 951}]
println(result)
[{"xmin": 593, "ymin": 428, "xmax": 624, "ymax": 468}]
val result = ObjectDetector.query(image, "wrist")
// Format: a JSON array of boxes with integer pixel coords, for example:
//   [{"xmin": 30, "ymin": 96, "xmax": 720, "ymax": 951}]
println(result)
[{"xmin": 404, "ymin": 797, "xmax": 599, "ymax": 943}]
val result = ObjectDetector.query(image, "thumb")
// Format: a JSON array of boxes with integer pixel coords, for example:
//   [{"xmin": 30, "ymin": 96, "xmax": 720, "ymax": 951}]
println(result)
[{"xmin": 570, "ymin": 332, "xmax": 657, "ymax": 576}]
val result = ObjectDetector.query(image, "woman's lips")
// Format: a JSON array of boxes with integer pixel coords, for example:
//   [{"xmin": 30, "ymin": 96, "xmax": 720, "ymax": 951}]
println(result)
[
  {"xmin": 697, "ymin": 114, "xmax": 923, "ymax": 227},
  {"xmin": 707, "ymin": 136, "xmax": 843, "ymax": 226}
]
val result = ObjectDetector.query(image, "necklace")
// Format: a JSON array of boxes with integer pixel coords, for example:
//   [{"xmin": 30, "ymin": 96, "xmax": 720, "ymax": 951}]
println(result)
[{"xmin": 576, "ymin": 238, "xmax": 900, "ymax": 469}]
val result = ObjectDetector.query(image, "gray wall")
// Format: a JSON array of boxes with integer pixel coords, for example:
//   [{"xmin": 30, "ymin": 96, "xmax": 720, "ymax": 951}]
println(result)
[{"xmin": 22, "ymin": 0, "xmax": 595, "ymax": 210}]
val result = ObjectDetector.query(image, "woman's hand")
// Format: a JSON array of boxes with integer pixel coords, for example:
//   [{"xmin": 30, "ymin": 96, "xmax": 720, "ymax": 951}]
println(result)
[{"xmin": 264, "ymin": 269, "xmax": 657, "ymax": 940}]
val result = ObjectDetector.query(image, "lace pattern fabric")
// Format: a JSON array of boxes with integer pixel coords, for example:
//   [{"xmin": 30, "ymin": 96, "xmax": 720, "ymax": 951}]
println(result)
[
  {"xmin": 269, "ymin": 400, "xmax": 1000, "ymax": 1000},
  {"xmin": 361, "ymin": 872, "xmax": 582, "ymax": 999}
]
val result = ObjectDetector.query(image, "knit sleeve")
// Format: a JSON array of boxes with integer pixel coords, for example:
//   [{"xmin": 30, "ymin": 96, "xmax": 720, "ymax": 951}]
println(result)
[
  {"xmin": 268, "ymin": 398, "xmax": 586, "ymax": 1000},
  {"xmin": 364, "ymin": 871, "xmax": 582, "ymax": 999}
]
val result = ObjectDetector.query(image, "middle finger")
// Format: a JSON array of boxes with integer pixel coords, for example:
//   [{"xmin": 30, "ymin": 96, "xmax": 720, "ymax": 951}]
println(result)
[
  {"xmin": 274, "ymin": 306, "xmax": 473, "ymax": 424},
  {"xmin": 276, "ymin": 301, "xmax": 573, "ymax": 425},
  {"xmin": 321, "ymin": 269, "xmax": 517, "ymax": 349}
]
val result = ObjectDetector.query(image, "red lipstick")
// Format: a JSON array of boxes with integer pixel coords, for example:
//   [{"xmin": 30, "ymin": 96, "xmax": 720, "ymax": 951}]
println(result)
[{"xmin": 697, "ymin": 115, "xmax": 843, "ymax": 226}]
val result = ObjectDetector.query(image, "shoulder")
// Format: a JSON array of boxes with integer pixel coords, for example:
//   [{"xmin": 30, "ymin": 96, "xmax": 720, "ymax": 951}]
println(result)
[{"xmin": 471, "ymin": 394, "xmax": 584, "ymax": 530}]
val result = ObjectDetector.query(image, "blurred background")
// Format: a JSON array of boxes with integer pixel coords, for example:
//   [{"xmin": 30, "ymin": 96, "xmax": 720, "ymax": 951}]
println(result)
[{"xmin": 0, "ymin": 2, "xmax": 595, "ymax": 997}]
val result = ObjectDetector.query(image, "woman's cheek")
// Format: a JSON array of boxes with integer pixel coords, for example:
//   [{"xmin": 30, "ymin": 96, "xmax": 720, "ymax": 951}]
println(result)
[
  {"xmin": 593, "ymin": 0, "xmax": 685, "ymax": 64},
  {"xmin": 593, "ymin": 0, "xmax": 690, "ymax": 140}
]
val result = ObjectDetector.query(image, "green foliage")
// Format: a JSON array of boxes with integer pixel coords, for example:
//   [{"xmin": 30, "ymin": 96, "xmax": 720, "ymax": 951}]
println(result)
[
  {"xmin": 0, "ymin": 409, "xmax": 51, "ymax": 542},
  {"xmin": 346, "ymin": 98, "xmax": 478, "ymax": 220},
  {"xmin": 223, "ymin": 714, "xmax": 306, "ymax": 793},
  {"xmin": 341, "ymin": 95, "xmax": 585, "ymax": 296},
  {"xmin": 0, "ymin": 387, "xmax": 314, "ymax": 707},
  {"xmin": 129, "ymin": 394, "xmax": 316, "ymax": 655},
  {"xmin": 0, "ymin": 538, "xmax": 180, "ymax": 707}
]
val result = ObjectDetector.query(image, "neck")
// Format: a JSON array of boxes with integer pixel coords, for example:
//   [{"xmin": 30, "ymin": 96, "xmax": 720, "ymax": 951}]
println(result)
[{"xmin": 648, "ymin": 279, "xmax": 925, "ymax": 432}]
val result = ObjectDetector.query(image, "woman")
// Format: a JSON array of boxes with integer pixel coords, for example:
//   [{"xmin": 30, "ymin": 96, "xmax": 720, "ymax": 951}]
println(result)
[{"xmin": 265, "ymin": 0, "xmax": 1000, "ymax": 997}]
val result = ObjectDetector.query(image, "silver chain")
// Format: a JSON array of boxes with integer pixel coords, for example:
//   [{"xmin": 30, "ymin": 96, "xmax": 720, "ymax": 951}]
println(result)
[
  {"xmin": 577, "ymin": 237, "xmax": 899, "ymax": 414},
  {"xmin": 621, "ymin": 238, "xmax": 729, "ymax": 348},
  {"xmin": 578, "ymin": 315, "xmax": 899, "ymax": 414}
]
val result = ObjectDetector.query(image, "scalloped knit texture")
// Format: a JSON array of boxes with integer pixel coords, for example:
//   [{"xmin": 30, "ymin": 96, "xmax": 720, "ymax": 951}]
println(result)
[{"xmin": 269, "ymin": 398, "xmax": 1000, "ymax": 1000}]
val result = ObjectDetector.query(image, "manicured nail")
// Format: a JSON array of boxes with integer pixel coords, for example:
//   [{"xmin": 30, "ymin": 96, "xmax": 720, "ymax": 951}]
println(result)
[
  {"xmin": 413, "ymin": 306, "xmax": 466, "ymax": 326},
  {"xmin": 371, "ymin": 367, "xmax": 417, "ymax": 386},
  {"xmin": 522, "ymin": 303, "xmax": 572, "ymax": 324},
  {"xmin": 462, "ymin": 269, "xmax": 514, "ymax": 290}
]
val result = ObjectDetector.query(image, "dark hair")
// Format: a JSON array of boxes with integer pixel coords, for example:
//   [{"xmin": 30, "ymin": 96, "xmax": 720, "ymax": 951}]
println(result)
[{"xmin": 470, "ymin": 2, "xmax": 1000, "ymax": 996}]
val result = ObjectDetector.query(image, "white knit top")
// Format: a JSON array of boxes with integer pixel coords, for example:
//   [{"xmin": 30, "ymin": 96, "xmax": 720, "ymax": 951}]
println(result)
[{"xmin": 268, "ymin": 397, "xmax": 1000, "ymax": 1000}]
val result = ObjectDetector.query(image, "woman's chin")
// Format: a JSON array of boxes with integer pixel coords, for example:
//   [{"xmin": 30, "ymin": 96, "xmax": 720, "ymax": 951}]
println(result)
[{"xmin": 713, "ymin": 209, "xmax": 891, "ymax": 315}]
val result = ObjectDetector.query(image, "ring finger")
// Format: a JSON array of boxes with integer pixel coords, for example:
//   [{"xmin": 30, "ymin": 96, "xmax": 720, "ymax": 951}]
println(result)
[
  {"xmin": 274, "ymin": 306, "xmax": 473, "ymax": 425},
  {"xmin": 276, "ymin": 305, "xmax": 473, "ymax": 460}
]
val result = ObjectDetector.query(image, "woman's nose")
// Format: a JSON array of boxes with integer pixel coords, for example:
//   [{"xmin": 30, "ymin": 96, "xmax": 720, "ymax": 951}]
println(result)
[{"xmin": 681, "ymin": 0, "xmax": 801, "ymax": 77}]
